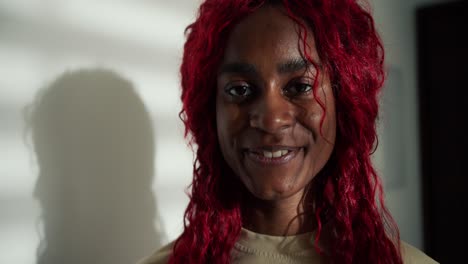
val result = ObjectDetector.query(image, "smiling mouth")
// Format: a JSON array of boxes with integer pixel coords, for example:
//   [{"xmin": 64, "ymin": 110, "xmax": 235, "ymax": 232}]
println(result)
[{"xmin": 244, "ymin": 147, "xmax": 303, "ymax": 166}]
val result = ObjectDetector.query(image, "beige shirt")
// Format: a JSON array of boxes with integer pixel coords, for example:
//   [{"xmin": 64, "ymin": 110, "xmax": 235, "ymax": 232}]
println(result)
[{"xmin": 137, "ymin": 228, "xmax": 439, "ymax": 264}]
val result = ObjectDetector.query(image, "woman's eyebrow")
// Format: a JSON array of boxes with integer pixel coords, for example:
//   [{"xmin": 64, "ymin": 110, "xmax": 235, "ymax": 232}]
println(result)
[
  {"xmin": 277, "ymin": 58, "xmax": 316, "ymax": 74},
  {"xmin": 218, "ymin": 62, "xmax": 258, "ymax": 75},
  {"xmin": 218, "ymin": 58, "xmax": 319, "ymax": 76}
]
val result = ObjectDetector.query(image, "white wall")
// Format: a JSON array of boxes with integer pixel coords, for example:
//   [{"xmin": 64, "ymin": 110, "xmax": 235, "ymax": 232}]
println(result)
[
  {"xmin": 0, "ymin": 1, "xmax": 199, "ymax": 263},
  {"xmin": 0, "ymin": 0, "xmax": 449, "ymax": 263}
]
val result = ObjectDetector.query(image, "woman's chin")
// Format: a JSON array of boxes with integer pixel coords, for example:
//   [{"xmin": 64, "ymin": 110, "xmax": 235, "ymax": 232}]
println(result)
[{"xmin": 246, "ymin": 182, "xmax": 301, "ymax": 201}]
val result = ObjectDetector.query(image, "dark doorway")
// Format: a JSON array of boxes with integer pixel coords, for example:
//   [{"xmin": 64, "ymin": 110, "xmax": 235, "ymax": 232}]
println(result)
[{"xmin": 417, "ymin": 1, "xmax": 468, "ymax": 263}]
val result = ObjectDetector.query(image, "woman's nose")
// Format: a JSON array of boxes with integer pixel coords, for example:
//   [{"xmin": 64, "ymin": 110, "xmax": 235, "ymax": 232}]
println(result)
[{"xmin": 249, "ymin": 89, "xmax": 295, "ymax": 134}]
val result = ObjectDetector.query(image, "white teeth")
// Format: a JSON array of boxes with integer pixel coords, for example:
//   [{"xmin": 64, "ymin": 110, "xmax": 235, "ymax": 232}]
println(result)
[
  {"xmin": 272, "ymin": 150, "xmax": 282, "ymax": 158},
  {"xmin": 260, "ymin": 150, "xmax": 289, "ymax": 158}
]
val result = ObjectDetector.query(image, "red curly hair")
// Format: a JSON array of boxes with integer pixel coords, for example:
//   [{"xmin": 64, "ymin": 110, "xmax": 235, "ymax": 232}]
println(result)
[{"xmin": 172, "ymin": 0, "xmax": 402, "ymax": 263}]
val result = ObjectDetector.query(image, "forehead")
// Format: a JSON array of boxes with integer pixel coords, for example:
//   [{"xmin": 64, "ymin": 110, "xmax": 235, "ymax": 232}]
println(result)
[{"xmin": 223, "ymin": 5, "xmax": 319, "ymax": 63}]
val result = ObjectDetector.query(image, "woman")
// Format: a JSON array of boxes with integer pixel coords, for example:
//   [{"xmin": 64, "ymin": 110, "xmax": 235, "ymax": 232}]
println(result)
[{"xmin": 140, "ymin": 0, "xmax": 438, "ymax": 263}]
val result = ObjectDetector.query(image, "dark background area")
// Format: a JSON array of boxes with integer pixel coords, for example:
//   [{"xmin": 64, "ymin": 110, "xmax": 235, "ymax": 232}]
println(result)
[{"xmin": 417, "ymin": 1, "xmax": 468, "ymax": 263}]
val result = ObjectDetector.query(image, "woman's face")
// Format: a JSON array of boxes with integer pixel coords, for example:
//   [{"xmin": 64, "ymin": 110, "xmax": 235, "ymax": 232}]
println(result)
[{"xmin": 216, "ymin": 5, "xmax": 336, "ymax": 201}]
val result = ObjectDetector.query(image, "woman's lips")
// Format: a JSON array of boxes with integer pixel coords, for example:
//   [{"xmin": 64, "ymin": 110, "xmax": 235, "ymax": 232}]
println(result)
[{"xmin": 244, "ymin": 147, "xmax": 302, "ymax": 166}]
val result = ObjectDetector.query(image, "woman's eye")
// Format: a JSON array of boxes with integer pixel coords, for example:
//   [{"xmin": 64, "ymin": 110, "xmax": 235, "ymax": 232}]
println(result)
[
  {"xmin": 226, "ymin": 85, "xmax": 253, "ymax": 97},
  {"xmin": 284, "ymin": 82, "xmax": 312, "ymax": 96}
]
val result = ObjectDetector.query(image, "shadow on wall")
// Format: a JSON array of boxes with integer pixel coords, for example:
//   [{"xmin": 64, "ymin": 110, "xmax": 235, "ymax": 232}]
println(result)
[{"xmin": 24, "ymin": 68, "xmax": 165, "ymax": 264}]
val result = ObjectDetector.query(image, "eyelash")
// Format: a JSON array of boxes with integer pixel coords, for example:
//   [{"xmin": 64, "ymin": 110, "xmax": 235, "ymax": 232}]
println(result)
[
  {"xmin": 225, "ymin": 84, "xmax": 253, "ymax": 98},
  {"xmin": 283, "ymin": 80, "xmax": 313, "ymax": 97}
]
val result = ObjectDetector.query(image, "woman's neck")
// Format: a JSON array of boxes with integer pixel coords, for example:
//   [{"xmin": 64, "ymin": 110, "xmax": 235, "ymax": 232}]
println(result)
[{"xmin": 241, "ymin": 190, "xmax": 315, "ymax": 236}]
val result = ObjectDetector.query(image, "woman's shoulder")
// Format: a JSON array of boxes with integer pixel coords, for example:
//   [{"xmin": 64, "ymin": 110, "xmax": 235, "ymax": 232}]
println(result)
[
  {"xmin": 135, "ymin": 239, "xmax": 437, "ymax": 264},
  {"xmin": 136, "ymin": 241, "xmax": 174, "ymax": 264},
  {"xmin": 401, "ymin": 241, "xmax": 439, "ymax": 264}
]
